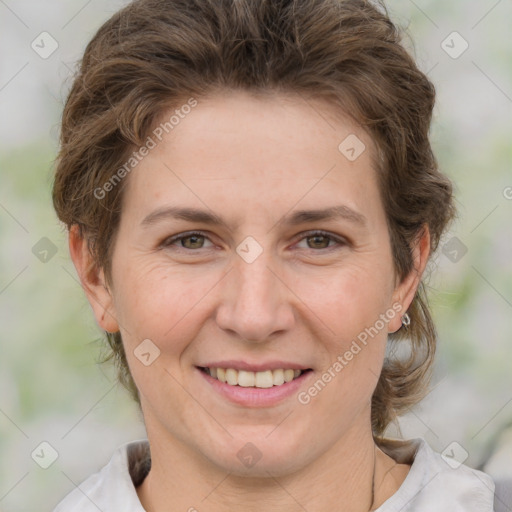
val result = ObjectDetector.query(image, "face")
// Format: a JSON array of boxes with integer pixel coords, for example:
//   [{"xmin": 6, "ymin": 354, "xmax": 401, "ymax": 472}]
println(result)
[{"xmin": 76, "ymin": 90, "xmax": 424, "ymax": 477}]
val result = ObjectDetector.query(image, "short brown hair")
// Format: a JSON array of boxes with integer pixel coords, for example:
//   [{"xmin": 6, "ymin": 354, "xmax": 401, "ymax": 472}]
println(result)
[{"xmin": 52, "ymin": 0, "xmax": 457, "ymax": 437}]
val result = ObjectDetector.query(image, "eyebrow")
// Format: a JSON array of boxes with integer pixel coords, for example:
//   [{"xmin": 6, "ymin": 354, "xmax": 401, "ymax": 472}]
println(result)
[{"xmin": 140, "ymin": 204, "xmax": 367, "ymax": 229}]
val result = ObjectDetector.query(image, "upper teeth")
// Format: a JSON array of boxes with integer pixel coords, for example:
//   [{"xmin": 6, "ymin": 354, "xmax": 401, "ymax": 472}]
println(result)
[{"xmin": 206, "ymin": 368, "xmax": 302, "ymax": 388}]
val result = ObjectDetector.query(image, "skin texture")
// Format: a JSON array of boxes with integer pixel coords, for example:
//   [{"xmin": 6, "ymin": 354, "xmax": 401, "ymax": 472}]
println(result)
[{"xmin": 69, "ymin": 90, "xmax": 430, "ymax": 511}]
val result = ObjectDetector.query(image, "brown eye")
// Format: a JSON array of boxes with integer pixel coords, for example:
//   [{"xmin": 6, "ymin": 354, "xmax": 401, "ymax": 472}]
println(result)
[
  {"xmin": 306, "ymin": 234, "xmax": 331, "ymax": 249},
  {"xmin": 162, "ymin": 231, "xmax": 213, "ymax": 250},
  {"xmin": 181, "ymin": 234, "xmax": 205, "ymax": 249},
  {"xmin": 295, "ymin": 230, "xmax": 346, "ymax": 251}
]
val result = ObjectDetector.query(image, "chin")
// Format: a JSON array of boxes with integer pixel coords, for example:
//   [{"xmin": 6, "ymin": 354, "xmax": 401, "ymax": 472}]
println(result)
[{"xmin": 199, "ymin": 430, "xmax": 311, "ymax": 478}]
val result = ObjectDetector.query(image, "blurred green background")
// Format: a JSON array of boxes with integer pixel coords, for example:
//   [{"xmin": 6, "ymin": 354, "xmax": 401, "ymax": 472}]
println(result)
[{"xmin": 0, "ymin": 0, "xmax": 511, "ymax": 510}]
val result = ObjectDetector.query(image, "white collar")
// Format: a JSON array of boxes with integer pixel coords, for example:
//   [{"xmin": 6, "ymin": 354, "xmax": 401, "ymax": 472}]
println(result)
[{"xmin": 376, "ymin": 437, "xmax": 495, "ymax": 511}]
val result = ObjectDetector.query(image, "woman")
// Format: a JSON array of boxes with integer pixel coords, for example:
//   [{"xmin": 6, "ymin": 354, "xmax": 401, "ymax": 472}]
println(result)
[{"xmin": 51, "ymin": 0, "xmax": 496, "ymax": 510}]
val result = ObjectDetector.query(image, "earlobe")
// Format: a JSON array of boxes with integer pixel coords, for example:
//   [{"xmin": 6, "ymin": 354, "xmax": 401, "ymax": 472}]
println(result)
[
  {"xmin": 68, "ymin": 225, "xmax": 120, "ymax": 333},
  {"xmin": 388, "ymin": 224, "xmax": 431, "ymax": 333}
]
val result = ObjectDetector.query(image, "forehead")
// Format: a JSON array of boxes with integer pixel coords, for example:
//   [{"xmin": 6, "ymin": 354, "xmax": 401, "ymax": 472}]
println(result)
[{"xmin": 121, "ymin": 91, "xmax": 381, "ymax": 226}]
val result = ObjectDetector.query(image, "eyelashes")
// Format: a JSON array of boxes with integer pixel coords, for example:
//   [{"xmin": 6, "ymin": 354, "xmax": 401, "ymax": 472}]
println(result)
[
  {"xmin": 161, "ymin": 230, "xmax": 348, "ymax": 253},
  {"xmin": 294, "ymin": 230, "xmax": 347, "ymax": 250},
  {"xmin": 162, "ymin": 231, "xmax": 213, "ymax": 250}
]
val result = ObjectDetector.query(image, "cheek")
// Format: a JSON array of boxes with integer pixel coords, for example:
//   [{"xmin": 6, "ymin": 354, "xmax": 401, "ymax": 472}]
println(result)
[
  {"xmin": 292, "ymin": 261, "xmax": 393, "ymax": 408},
  {"xmin": 295, "ymin": 267, "xmax": 391, "ymax": 429},
  {"xmin": 293, "ymin": 261, "xmax": 394, "ymax": 341},
  {"xmin": 111, "ymin": 257, "xmax": 221, "ymax": 351}
]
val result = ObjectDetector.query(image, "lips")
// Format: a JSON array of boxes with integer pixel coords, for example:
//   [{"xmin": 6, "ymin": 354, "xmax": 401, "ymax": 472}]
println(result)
[
  {"xmin": 196, "ymin": 364, "xmax": 313, "ymax": 407},
  {"xmin": 198, "ymin": 366, "xmax": 311, "ymax": 388},
  {"xmin": 195, "ymin": 359, "xmax": 312, "ymax": 389}
]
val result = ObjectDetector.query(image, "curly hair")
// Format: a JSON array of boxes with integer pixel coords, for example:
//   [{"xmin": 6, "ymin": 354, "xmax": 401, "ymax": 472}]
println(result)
[{"xmin": 52, "ymin": 0, "xmax": 457, "ymax": 438}]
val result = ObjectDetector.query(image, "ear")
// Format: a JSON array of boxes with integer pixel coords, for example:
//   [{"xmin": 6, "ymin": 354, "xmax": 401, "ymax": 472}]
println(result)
[
  {"xmin": 388, "ymin": 224, "xmax": 431, "ymax": 333},
  {"xmin": 68, "ymin": 225, "xmax": 120, "ymax": 333}
]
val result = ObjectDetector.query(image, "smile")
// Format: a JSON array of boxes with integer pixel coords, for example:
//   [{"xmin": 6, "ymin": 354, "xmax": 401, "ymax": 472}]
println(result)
[{"xmin": 199, "ymin": 367, "xmax": 311, "ymax": 388}]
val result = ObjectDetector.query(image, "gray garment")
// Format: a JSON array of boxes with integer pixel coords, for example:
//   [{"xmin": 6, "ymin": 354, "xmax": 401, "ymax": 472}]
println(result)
[
  {"xmin": 53, "ymin": 437, "xmax": 496, "ymax": 511},
  {"xmin": 494, "ymin": 479, "xmax": 512, "ymax": 512}
]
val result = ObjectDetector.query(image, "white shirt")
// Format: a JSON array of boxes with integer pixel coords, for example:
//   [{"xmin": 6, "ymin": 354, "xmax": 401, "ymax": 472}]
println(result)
[{"xmin": 53, "ymin": 437, "xmax": 496, "ymax": 511}]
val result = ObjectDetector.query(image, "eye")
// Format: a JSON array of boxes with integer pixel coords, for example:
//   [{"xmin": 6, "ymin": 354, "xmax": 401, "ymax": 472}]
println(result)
[
  {"xmin": 160, "ymin": 229, "xmax": 347, "ymax": 253},
  {"xmin": 161, "ymin": 231, "xmax": 214, "ymax": 250},
  {"xmin": 295, "ymin": 230, "xmax": 347, "ymax": 251}
]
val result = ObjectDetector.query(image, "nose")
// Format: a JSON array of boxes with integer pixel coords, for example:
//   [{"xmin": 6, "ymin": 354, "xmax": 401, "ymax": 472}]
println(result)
[{"xmin": 215, "ymin": 252, "xmax": 295, "ymax": 342}]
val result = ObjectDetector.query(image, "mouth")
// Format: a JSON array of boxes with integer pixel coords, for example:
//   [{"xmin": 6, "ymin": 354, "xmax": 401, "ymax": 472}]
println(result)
[{"xmin": 197, "ymin": 366, "xmax": 313, "ymax": 389}]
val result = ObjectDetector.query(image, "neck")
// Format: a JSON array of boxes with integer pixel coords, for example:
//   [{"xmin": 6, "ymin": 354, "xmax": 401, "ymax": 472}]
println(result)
[{"xmin": 136, "ymin": 417, "xmax": 395, "ymax": 512}]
